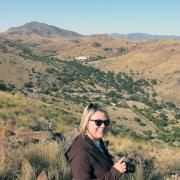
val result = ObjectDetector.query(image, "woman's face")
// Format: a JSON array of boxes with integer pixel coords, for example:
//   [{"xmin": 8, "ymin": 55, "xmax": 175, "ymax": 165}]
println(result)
[{"xmin": 86, "ymin": 111, "xmax": 109, "ymax": 140}]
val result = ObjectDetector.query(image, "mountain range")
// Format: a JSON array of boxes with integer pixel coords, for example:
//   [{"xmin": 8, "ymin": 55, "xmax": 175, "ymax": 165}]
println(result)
[
  {"xmin": 1, "ymin": 21, "xmax": 180, "ymax": 41},
  {"xmin": 104, "ymin": 32, "xmax": 180, "ymax": 41},
  {"xmin": 1, "ymin": 21, "xmax": 81, "ymax": 39}
]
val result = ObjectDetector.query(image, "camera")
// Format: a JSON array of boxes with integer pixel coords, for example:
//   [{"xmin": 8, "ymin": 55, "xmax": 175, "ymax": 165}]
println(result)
[{"xmin": 125, "ymin": 161, "xmax": 135, "ymax": 173}]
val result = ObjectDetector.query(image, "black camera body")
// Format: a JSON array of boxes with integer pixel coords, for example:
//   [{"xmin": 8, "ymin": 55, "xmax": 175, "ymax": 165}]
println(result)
[{"xmin": 125, "ymin": 161, "xmax": 135, "ymax": 173}]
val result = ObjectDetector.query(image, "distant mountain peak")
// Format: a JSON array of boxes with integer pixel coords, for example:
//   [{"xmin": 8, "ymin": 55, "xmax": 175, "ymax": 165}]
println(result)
[
  {"xmin": 5, "ymin": 21, "xmax": 82, "ymax": 38},
  {"xmin": 105, "ymin": 32, "xmax": 180, "ymax": 41}
]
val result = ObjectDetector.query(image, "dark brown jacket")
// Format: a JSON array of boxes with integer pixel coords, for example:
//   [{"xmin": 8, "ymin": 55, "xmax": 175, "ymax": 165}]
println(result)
[{"xmin": 65, "ymin": 135, "xmax": 121, "ymax": 180}]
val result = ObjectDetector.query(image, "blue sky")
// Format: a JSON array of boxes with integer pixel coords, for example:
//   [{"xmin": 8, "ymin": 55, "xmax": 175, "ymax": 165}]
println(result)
[{"xmin": 0, "ymin": 0, "xmax": 179, "ymax": 35}]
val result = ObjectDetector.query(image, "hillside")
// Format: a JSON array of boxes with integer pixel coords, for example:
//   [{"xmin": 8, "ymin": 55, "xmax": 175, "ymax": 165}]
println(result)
[
  {"xmin": 0, "ymin": 21, "xmax": 82, "ymax": 39},
  {"xmin": 88, "ymin": 39, "xmax": 180, "ymax": 106},
  {"xmin": 1, "ymin": 31, "xmax": 141, "ymax": 59},
  {"xmin": 0, "ymin": 37, "xmax": 179, "ymax": 145},
  {"xmin": 0, "ymin": 22, "xmax": 144, "ymax": 59},
  {"xmin": 3, "ymin": 34, "xmax": 141, "ymax": 59}
]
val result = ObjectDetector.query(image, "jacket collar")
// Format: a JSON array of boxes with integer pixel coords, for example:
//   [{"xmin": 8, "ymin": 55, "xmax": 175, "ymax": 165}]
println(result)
[{"xmin": 83, "ymin": 135, "xmax": 113, "ymax": 163}]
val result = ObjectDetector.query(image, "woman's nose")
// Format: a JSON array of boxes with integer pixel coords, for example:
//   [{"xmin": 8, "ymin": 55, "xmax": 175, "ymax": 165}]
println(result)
[{"xmin": 100, "ymin": 122, "xmax": 105, "ymax": 128}]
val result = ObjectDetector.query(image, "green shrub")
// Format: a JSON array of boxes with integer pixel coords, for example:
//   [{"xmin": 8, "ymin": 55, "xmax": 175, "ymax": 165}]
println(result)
[{"xmin": 91, "ymin": 42, "xmax": 101, "ymax": 47}]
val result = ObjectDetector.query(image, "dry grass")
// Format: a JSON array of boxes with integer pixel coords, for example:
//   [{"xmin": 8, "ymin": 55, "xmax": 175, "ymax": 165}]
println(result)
[
  {"xmin": 0, "ymin": 141, "xmax": 71, "ymax": 180},
  {"xmin": 0, "ymin": 53, "xmax": 46, "ymax": 87},
  {"xmin": 0, "ymin": 146, "xmax": 5, "ymax": 173},
  {"xmin": 0, "ymin": 91, "xmax": 80, "ymax": 133},
  {"xmin": 0, "ymin": 133, "xmax": 179, "ymax": 179},
  {"xmin": 20, "ymin": 159, "xmax": 36, "ymax": 180},
  {"xmin": 153, "ymin": 147, "xmax": 180, "ymax": 171},
  {"xmin": 106, "ymin": 135, "xmax": 180, "ymax": 172}
]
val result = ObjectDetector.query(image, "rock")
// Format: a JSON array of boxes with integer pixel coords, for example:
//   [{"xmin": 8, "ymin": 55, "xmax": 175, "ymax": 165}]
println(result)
[{"xmin": 37, "ymin": 171, "xmax": 48, "ymax": 180}]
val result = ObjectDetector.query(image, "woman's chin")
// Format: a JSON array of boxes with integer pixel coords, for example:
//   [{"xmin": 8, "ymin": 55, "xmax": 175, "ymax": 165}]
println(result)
[{"xmin": 96, "ymin": 133, "xmax": 104, "ymax": 139}]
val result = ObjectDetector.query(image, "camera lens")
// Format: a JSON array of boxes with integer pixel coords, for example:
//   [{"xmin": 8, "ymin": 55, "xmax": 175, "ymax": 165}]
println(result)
[{"xmin": 125, "ymin": 162, "xmax": 135, "ymax": 173}]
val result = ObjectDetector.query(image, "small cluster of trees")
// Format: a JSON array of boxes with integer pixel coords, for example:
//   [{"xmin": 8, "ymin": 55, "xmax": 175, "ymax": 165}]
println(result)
[{"xmin": 0, "ymin": 81, "xmax": 15, "ymax": 92}]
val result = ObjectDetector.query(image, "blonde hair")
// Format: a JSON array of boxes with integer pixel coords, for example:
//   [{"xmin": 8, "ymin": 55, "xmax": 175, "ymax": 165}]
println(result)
[{"xmin": 79, "ymin": 103, "xmax": 111, "ymax": 134}]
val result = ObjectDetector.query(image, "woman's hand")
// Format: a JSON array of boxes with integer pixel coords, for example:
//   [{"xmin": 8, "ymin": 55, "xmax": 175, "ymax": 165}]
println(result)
[{"xmin": 113, "ymin": 157, "xmax": 127, "ymax": 174}]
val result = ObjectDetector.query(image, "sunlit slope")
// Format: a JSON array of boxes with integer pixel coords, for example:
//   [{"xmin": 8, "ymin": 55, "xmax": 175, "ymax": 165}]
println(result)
[
  {"xmin": 0, "ymin": 38, "xmax": 179, "ymax": 144},
  {"xmin": 89, "ymin": 39, "xmax": 180, "ymax": 105},
  {"xmin": 1, "ymin": 21, "xmax": 143, "ymax": 59},
  {"xmin": 1, "ymin": 33, "xmax": 141, "ymax": 59}
]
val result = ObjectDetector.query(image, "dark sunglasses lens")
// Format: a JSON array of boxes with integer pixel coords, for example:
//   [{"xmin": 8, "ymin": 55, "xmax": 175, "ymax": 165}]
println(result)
[
  {"xmin": 95, "ymin": 120, "xmax": 102, "ymax": 126},
  {"xmin": 95, "ymin": 120, "xmax": 110, "ymax": 126},
  {"xmin": 104, "ymin": 120, "xmax": 110, "ymax": 126}
]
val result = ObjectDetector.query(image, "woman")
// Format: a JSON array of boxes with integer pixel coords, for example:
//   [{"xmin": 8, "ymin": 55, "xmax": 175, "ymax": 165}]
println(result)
[{"xmin": 65, "ymin": 103, "xmax": 127, "ymax": 180}]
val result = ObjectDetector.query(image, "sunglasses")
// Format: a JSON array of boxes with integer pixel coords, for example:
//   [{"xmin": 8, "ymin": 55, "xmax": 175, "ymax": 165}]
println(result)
[{"xmin": 89, "ymin": 119, "xmax": 110, "ymax": 126}]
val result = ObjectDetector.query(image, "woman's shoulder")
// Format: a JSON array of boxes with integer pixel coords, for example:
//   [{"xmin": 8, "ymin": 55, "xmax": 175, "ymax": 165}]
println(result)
[
  {"xmin": 65, "ymin": 134, "xmax": 91, "ymax": 162},
  {"xmin": 71, "ymin": 134, "xmax": 86, "ymax": 147}
]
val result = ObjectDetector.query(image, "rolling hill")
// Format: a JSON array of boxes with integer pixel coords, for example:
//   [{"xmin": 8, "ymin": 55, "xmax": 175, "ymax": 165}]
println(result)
[
  {"xmin": 0, "ymin": 22, "xmax": 143, "ymax": 59},
  {"xmin": 0, "ymin": 21, "xmax": 82, "ymax": 39},
  {"xmin": 0, "ymin": 36, "xmax": 179, "ymax": 145},
  {"xmin": 88, "ymin": 39, "xmax": 180, "ymax": 106}
]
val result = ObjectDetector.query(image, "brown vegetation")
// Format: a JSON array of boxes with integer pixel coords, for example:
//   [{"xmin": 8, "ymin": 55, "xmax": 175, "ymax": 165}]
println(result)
[
  {"xmin": 0, "ymin": 24, "xmax": 180, "ymax": 179},
  {"xmin": 89, "ymin": 39, "xmax": 180, "ymax": 106}
]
